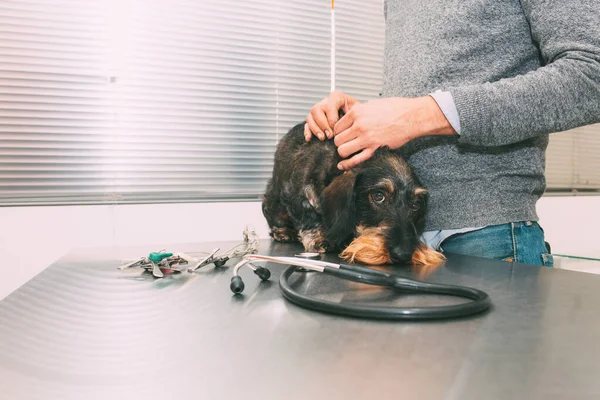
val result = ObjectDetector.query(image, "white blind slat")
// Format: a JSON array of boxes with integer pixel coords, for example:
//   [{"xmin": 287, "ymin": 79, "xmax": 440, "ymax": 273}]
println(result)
[
  {"xmin": 546, "ymin": 124, "xmax": 600, "ymax": 191},
  {"xmin": 4, "ymin": 0, "xmax": 592, "ymax": 206},
  {"xmin": 26, "ymin": 0, "xmax": 600, "ymax": 205}
]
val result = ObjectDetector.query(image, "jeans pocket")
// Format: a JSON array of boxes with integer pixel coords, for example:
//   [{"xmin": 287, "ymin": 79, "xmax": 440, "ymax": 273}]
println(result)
[
  {"xmin": 532, "ymin": 222, "xmax": 552, "ymax": 254},
  {"xmin": 541, "ymin": 253, "xmax": 554, "ymax": 268}
]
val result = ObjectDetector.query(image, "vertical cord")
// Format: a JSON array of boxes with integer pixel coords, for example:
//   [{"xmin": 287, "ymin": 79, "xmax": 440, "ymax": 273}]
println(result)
[
  {"xmin": 331, "ymin": 0, "xmax": 335, "ymax": 93},
  {"xmin": 275, "ymin": 2, "xmax": 280, "ymax": 143}
]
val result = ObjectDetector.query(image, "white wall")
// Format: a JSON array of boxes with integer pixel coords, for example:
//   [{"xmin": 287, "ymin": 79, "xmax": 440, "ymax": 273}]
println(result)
[
  {"xmin": 536, "ymin": 196, "xmax": 600, "ymax": 258},
  {"xmin": 0, "ymin": 201, "xmax": 271, "ymax": 301},
  {"xmin": 1, "ymin": 195, "xmax": 599, "ymax": 300}
]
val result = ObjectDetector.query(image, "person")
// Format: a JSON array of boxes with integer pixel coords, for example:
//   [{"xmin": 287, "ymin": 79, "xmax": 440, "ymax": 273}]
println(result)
[{"xmin": 303, "ymin": 0, "xmax": 600, "ymax": 267}]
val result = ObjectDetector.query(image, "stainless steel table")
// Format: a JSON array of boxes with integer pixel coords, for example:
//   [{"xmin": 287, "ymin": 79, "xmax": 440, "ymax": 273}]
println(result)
[{"xmin": 1, "ymin": 239, "xmax": 599, "ymax": 400}]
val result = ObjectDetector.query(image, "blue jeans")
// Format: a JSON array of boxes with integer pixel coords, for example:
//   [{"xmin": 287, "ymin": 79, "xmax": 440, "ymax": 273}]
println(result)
[{"xmin": 439, "ymin": 221, "xmax": 554, "ymax": 267}]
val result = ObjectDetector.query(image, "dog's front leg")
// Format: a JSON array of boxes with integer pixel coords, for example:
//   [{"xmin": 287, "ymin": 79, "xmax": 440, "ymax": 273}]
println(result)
[
  {"xmin": 262, "ymin": 183, "xmax": 299, "ymax": 243},
  {"xmin": 284, "ymin": 184, "xmax": 331, "ymax": 253},
  {"xmin": 298, "ymin": 226, "xmax": 330, "ymax": 253}
]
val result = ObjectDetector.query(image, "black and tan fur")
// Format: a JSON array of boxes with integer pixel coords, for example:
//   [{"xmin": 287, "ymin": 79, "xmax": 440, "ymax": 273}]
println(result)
[{"xmin": 262, "ymin": 121, "xmax": 445, "ymax": 266}]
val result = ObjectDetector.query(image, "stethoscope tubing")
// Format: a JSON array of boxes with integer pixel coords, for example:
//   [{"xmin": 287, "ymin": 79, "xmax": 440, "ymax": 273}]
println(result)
[
  {"xmin": 233, "ymin": 255, "xmax": 492, "ymax": 320},
  {"xmin": 280, "ymin": 262, "xmax": 491, "ymax": 320}
]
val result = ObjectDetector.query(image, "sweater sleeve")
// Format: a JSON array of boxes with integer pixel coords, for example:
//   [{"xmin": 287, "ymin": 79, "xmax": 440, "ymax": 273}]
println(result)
[{"xmin": 449, "ymin": 0, "xmax": 600, "ymax": 147}]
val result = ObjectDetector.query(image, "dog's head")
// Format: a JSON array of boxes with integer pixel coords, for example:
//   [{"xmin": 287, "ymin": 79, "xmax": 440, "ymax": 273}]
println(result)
[{"xmin": 320, "ymin": 147, "xmax": 434, "ymax": 265}]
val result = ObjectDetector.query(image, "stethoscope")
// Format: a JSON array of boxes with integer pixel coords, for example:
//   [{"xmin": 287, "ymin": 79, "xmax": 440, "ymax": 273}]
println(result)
[{"xmin": 230, "ymin": 253, "xmax": 492, "ymax": 320}]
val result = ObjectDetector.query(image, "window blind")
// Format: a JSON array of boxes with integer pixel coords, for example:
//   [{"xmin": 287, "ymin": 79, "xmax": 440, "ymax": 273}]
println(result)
[
  {"xmin": 0, "ymin": 0, "xmax": 597, "ymax": 207},
  {"xmin": 0, "ymin": 0, "xmax": 385, "ymax": 205},
  {"xmin": 545, "ymin": 124, "xmax": 600, "ymax": 193}
]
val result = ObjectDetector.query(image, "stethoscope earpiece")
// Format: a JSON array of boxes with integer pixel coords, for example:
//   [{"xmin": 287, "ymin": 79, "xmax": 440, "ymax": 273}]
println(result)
[{"xmin": 230, "ymin": 276, "xmax": 245, "ymax": 294}]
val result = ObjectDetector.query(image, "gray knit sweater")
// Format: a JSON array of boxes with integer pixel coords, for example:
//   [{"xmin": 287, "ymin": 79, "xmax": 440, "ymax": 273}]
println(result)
[{"xmin": 381, "ymin": 0, "xmax": 600, "ymax": 231}]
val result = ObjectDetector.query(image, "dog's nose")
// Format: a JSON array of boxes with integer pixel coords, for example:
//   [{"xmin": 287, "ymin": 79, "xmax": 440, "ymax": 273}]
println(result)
[{"xmin": 390, "ymin": 246, "xmax": 412, "ymax": 264}]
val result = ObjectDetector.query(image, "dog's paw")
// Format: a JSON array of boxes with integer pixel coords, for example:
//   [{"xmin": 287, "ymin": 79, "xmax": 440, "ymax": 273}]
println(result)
[
  {"xmin": 299, "ymin": 228, "xmax": 330, "ymax": 253},
  {"xmin": 338, "ymin": 227, "xmax": 391, "ymax": 265},
  {"xmin": 309, "ymin": 241, "xmax": 330, "ymax": 253},
  {"xmin": 270, "ymin": 227, "xmax": 298, "ymax": 243},
  {"xmin": 410, "ymin": 244, "xmax": 446, "ymax": 280}
]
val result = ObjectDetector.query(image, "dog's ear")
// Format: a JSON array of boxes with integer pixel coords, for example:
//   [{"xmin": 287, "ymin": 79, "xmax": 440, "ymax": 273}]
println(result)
[{"xmin": 320, "ymin": 170, "xmax": 359, "ymax": 248}]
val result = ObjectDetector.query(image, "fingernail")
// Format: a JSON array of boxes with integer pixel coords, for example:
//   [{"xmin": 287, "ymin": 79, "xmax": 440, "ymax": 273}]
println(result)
[
  {"xmin": 337, "ymin": 163, "xmax": 343, "ymax": 170},
  {"xmin": 318, "ymin": 133, "xmax": 325, "ymax": 141},
  {"xmin": 325, "ymin": 129, "xmax": 332, "ymax": 138}
]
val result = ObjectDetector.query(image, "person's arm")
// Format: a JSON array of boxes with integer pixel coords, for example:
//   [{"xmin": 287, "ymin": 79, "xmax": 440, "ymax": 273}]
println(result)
[
  {"xmin": 308, "ymin": 0, "xmax": 600, "ymax": 169},
  {"xmin": 329, "ymin": 95, "xmax": 455, "ymax": 169},
  {"xmin": 449, "ymin": 0, "xmax": 600, "ymax": 147}
]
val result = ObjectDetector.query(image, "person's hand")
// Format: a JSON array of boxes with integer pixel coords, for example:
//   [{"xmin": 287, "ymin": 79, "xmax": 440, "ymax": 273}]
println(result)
[
  {"xmin": 332, "ymin": 96, "xmax": 456, "ymax": 170},
  {"xmin": 304, "ymin": 90, "xmax": 360, "ymax": 141}
]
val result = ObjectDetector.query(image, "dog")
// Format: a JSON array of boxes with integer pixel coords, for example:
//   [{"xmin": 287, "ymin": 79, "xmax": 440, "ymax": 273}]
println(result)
[{"xmin": 261, "ymin": 120, "xmax": 445, "ymax": 267}]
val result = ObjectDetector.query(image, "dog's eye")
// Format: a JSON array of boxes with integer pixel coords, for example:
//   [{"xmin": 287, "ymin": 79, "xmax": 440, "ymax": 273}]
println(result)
[
  {"xmin": 409, "ymin": 199, "xmax": 421, "ymax": 211},
  {"xmin": 371, "ymin": 191, "xmax": 386, "ymax": 204}
]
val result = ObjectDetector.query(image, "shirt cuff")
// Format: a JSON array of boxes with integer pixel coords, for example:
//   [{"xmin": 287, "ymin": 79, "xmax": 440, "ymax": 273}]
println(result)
[{"xmin": 429, "ymin": 90, "xmax": 462, "ymax": 135}]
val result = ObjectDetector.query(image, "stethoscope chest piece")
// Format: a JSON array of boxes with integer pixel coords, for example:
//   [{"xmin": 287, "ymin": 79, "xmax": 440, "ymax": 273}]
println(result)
[
  {"xmin": 294, "ymin": 252, "xmax": 321, "ymax": 260},
  {"xmin": 294, "ymin": 252, "xmax": 322, "ymax": 271}
]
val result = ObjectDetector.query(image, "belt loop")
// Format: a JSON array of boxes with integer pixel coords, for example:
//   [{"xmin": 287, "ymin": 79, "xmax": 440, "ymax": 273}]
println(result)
[{"xmin": 511, "ymin": 222, "xmax": 517, "ymax": 261}]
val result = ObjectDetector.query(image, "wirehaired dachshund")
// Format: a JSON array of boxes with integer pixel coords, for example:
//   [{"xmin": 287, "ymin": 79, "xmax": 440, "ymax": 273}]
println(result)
[{"xmin": 261, "ymin": 121, "xmax": 445, "ymax": 267}]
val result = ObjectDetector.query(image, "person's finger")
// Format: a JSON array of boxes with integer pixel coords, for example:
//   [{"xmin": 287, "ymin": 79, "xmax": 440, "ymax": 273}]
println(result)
[
  {"xmin": 333, "ymin": 108, "xmax": 356, "ymax": 136},
  {"xmin": 342, "ymin": 95, "xmax": 359, "ymax": 114},
  {"xmin": 333, "ymin": 124, "xmax": 359, "ymax": 148},
  {"xmin": 312, "ymin": 105, "xmax": 334, "ymax": 139},
  {"xmin": 304, "ymin": 122, "xmax": 311, "ymax": 142},
  {"xmin": 337, "ymin": 148, "xmax": 375, "ymax": 170},
  {"xmin": 323, "ymin": 103, "xmax": 341, "ymax": 138},
  {"xmin": 306, "ymin": 114, "xmax": 325, "ymax": 141},
  {"xmin": 337, "ymin": 136, "xmax": 364, "ymax": 159}
]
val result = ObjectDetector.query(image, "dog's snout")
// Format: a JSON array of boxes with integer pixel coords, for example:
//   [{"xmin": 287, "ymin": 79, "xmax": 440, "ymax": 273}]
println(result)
[{"xmin": 390, "ymin": 245, "xmax": 413, "ymax": 264}]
